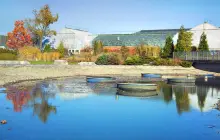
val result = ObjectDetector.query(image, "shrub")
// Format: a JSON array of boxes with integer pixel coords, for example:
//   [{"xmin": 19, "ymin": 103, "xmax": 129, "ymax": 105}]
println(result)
[
  {"xmin": 57, "ymin": 41, "xmax": 65, "ymax": 58},
  {"xmin": 142, "ymin": 56, "xmax": 157, "ymax": 64},
  {"xmin": 43, "ymin": 44, "xmax": 51, "ymax": 52},
  {"xmin": 107, "ymin": 53, "xmax": 120, "ymax": 65},
  {"xmin": 35, "ymin": 52, "xmax": 60, "ymax": 61},
  {"xmin": 0, "ymin": 53, "xmax": 17, "ymax": 60},
  {"xmin": 191, "ymin": 46, "xmax": 197, "ymax": 52},
  {"xmin": 135, "ymin": 45, "xmax": 161, "ymax": 57},
  {"xmin": 95, "ymin": 54, "xmax": 108, "ymax": 65},
  {"xmin": 93, "ymin": 40, "xmax": 103, "ymax": 55},
  {"xmin": 124, "ymin": 56, "xmax": 143, "ymax": 65},
  {"xmin": 81, "ymin": 46, "xmax": 93, "ymax": 53},
  {"xmin": 95, "ymin": 53, "xmax": 120, "ymax": 65},
  {"xmin": 0, "ymin": 48, "xmax": 18, "ymax": 55},
  {"xmin": 180, "ymin": 61, "xmax": 192, "ymax": 68},
  {"xmin": 141, "ymin": 57, "xmax": 182, "ymax": 66},
  {"xmin": 18, "ymin": 46, "xmax": 41, "ymax": 60},
  {"xmin": 121, "ymin": 46, "xmax": 129, "ymax": 61}
]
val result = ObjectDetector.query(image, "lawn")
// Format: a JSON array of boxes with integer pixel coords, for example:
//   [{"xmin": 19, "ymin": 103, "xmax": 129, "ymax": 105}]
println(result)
[
  {"xmin": 68, "ymin": 62, "xmax": 78, "ymax": 65},
  {"xmin": 30, "ymin": 61, "xmax": 54, "ymax": 65}
]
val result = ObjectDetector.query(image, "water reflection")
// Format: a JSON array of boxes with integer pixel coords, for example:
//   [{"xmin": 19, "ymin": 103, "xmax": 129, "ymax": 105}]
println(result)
[
  {"xmin": 87, "ymin": 82, "xmax": 117, "ymax": 95},
  {"xmin": 173, "ymin": 85, "xmax": 190, "ymax": 114},
  {"xmin": 6, "ymin": 86, "xmax": 31, "ymax": 112},
  {"xmin": 160, "ymin": 83, "xmax": 173, "ymax": 104},
  {"xmin": 3, "ymin": 78, "xmax": 93, "ymax": 123},
  {"xmin": 31, "ymin": 83, "xmax": 57, "ymax": 123},
  {"xmin": 160, "ymin": 82, "xmax": 220, "ymax": 114},
  {"xmin": 2, "ymin": 77, "xmax": 220, "ymax": 124}
]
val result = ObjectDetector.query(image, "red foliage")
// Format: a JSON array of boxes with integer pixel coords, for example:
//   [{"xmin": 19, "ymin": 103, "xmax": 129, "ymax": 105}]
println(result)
[
  {"xmin": 128, "ymin": 47, "xmax": 136, "ymax": 55},
  {"xmin": 81, "ymin": 46, "xmax": 93, "ymax": 53},
  {"xmin": 104, "ymin": 47, "xmax": 121, "ymax": 53},
  {"xmin": 104, "ymin": 46, "xmax": 136, "ymax": 55},
  {"xmin": 6, "ymin": 20, "xmax": 33, "ymax": 49},
  {"xmin": 6, "ymin": 86, "xmax": 31, "ymax": 112}
]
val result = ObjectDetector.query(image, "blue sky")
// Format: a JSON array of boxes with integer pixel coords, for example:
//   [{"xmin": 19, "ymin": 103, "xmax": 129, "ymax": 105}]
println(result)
[{"xmin": 0, "ymin": 0, "xmax": 220, "ymax": 35}]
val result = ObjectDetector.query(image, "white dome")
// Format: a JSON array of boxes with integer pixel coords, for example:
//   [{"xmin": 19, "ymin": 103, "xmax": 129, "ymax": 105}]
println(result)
[
  {"xmin": 191, "ymin": 23, "xmax": 218, "ymax": 30},
  {"xmin": 173, "ymin": 23, "xmax": 220, "ymax": 50}
]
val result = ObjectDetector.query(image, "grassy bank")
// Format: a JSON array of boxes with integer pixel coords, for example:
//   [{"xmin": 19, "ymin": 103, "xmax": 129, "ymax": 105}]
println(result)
[{"xmin": 30, "ymin": 61, "xmax": 54, "ymax": 65}]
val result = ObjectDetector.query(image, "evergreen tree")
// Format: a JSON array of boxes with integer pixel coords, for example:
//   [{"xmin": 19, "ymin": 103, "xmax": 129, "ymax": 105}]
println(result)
[
  {"xmin": 175, "ymin": 26, "xmax": 185, "ymax": 52},
  {"xmin": 175, "ymin": 26, "xmax": 193, "ymax": 52},
  {"xmin": 198, "ymin": 32, "xmax": 209, "ymax": 51},
  {"xmin": 162, "ymin": 35, "xmax": 174, "ymax": 58},
  {"xmin": 121, "ymin": 45, "xmax": 129, "ymax": 60},
  {"xmin": 93, "ymin": 40, "xmax": 103, "ymax": 55},
  {"xmin": 57, "ymin": 41, "xmax": 65, "ymax": 58},
  {"xmin": 43, "ymin": 44, "xmax": 51, "ymax": 52}
]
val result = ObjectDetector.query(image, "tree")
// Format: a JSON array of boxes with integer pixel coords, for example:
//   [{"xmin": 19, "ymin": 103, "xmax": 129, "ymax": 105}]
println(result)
[
  {"xmin": 175, "ymin": 26, "xmax": 193, "ymax": 52},
  {"xmin": 25, "ymin": 4, "xmax": 58, "ymax": 50},
  {"xmin": 121, "ymin": 46, "xmax": 129, "ymax": 60},
  {"xmin": 198, "ymin": 32, "xmax": 209, "ymax": 51},
  {"xmin": 6, "ymin": 21, "xmax": 32, "ymax": 49},
  {"xmin": 136, "ymin": 43, "xmax": 146, "ymax": 57},
  {"xmin": 93, "ymin": 40, "xmax": 103, "ymax": 55},
  {"xmin": 162, "ymin": 36, "xmax": 174, "ymax": 58},
  {"xmin": 43, "ymin": 44, "xmax": 51, "ymax": 52},
  {"xmin": 57, "ymin": 41, "xmax": 65, "ymax": 58}
]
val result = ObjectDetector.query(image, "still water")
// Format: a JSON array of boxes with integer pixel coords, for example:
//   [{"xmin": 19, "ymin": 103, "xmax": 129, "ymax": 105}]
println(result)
[{"xmin": 0, "ymin": 77, "xmax": 220, "ymax": 140}]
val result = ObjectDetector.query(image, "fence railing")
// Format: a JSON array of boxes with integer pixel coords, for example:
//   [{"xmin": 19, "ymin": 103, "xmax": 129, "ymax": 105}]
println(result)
[{"xmin": 173, "ymin": 51, "xmax": 220, "ymax": 61}]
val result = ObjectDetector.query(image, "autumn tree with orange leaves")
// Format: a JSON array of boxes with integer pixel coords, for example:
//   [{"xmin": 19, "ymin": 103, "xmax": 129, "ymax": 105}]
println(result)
[{"xmin": 6, "ymin": 21, "xmax": 32, "ymax": 49}]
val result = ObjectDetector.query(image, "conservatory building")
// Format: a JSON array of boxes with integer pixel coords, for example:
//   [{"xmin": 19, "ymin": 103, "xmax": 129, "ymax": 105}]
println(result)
[{"xmin": 51, "ymin": 27, "xmax": 95, "ymax": 55}]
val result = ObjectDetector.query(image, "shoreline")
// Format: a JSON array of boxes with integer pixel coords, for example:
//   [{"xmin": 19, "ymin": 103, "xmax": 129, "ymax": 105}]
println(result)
[{"xmin": 0, "ymin": 65, "xmax": 219, "ymax": 86}]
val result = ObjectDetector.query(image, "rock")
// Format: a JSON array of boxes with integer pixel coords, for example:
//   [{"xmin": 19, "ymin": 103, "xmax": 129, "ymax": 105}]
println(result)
[
  {"xmin": 1, "ymin": 120, "xmax": 7, "ymax": 124},
  {"xmin": 0, "ymin": 61, "xmax": 30, "ymax": 65},
  {"xmin": 54, "ymin": 60, "xmax": 68, "ymax": 65},
  {"xmin": 216, "ymin": 100, "xmax": 220, "ymax": 110},
  {"xmin": 78, "ymin": 62, "xmax": 96, "ymax": 66},
  {"xmin": 20, "ymin": 61, "xmax": 30, "ymax": 65}
]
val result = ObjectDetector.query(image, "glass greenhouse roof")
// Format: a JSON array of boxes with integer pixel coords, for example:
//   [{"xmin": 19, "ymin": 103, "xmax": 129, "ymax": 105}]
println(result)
[{"xmin": 93, "ymin": 29, "xmax": 190, "ymax": 47}]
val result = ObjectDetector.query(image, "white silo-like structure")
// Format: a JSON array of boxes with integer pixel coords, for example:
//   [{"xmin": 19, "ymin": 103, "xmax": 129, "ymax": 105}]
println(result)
[{"xmin": 173, "ymin": 23, "xmax": 220, "ymax": 50}]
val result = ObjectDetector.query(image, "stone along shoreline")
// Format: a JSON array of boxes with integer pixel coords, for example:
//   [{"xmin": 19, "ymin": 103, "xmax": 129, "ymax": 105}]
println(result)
[{"xmin": 0, "ymin": 65, "xmax": 218, "ymax": 86}]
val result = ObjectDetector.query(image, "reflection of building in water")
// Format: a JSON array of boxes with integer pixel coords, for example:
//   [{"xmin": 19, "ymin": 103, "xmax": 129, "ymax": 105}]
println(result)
[
  {"xmin": 59, "ymin": 92, "xmax": 89, "ymax": 100},
  {"xmin": 39, "ymin": 79, "xmax": 93, "ymax": 100},
  {"xmin": 6, "ymin": 86, "xmax": 31, "ymax": 112},
  {"xmin": 87, "ymin": 83, "xmax": 117, "ymax": 96}
]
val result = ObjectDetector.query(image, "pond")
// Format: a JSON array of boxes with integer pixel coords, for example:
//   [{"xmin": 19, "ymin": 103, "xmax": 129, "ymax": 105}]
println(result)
[{"xmin": 0, "ymin": 77, "xmax": 220, "ymax": 140}]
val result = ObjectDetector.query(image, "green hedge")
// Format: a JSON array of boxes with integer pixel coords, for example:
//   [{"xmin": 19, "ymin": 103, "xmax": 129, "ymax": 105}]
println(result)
[
  {"xmin": 0, "ymin": 53, "xmax": 17, "ymax": 60},
  {"xmin": 95, "ymin": 53, "xmax": 120, "ymax": 65},
  {"xmin": 124, "ymin": 56, "xmax": 143, "ymax": 65},
  {"xmin": 0, "ymin": 48, "xmax": 17, "ymax": 55},
  {"xmin": 180, "ymin": 61, "xmax": 192, "ymax": 68},
  {"xmin": 123, "ymin": 56, "xmax": 192, "ymax": 67}
]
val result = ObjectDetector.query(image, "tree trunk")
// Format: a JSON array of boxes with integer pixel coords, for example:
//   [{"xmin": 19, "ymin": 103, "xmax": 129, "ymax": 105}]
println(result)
[{"xmin": 39, "ymin": 36, "xmax": 43, "ymax": 52}]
